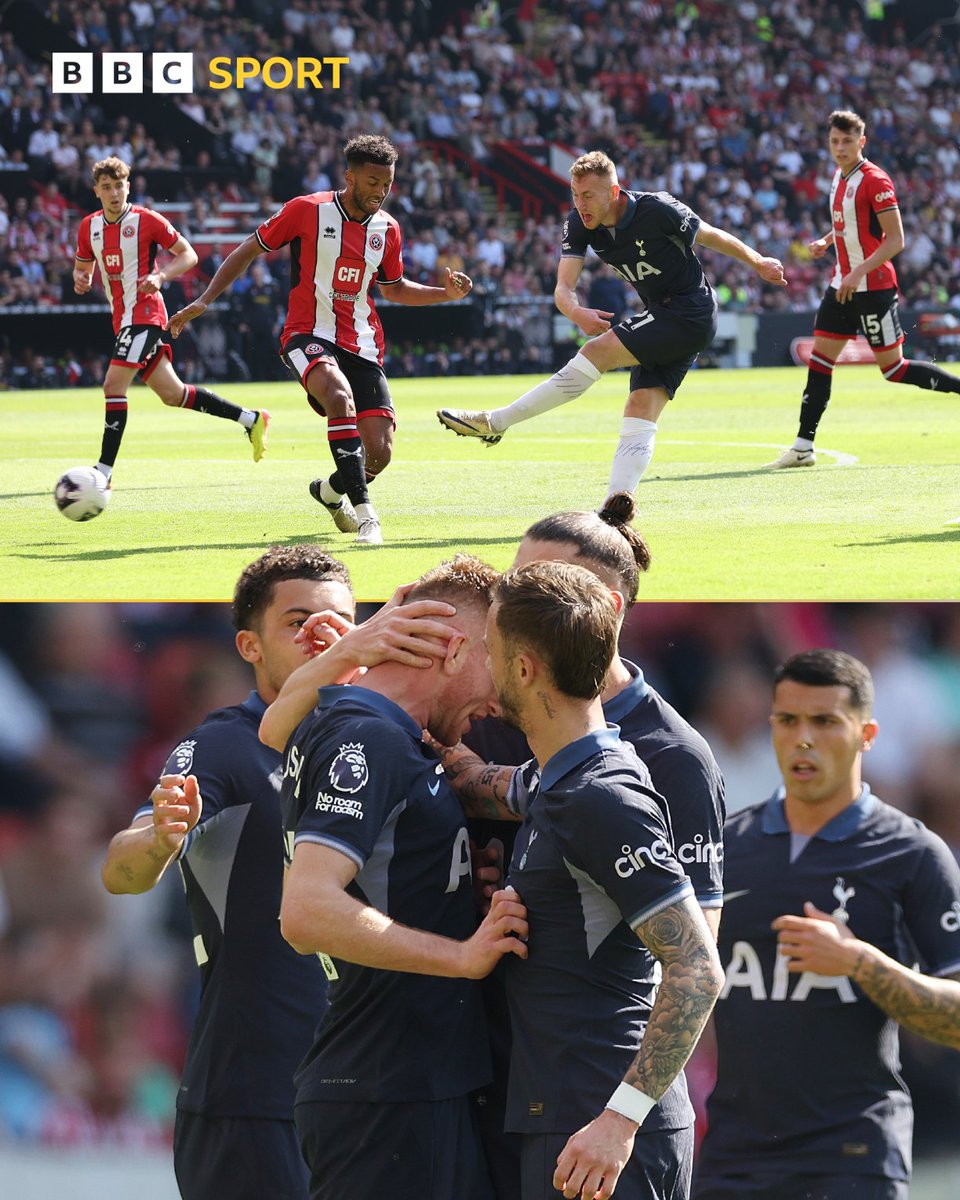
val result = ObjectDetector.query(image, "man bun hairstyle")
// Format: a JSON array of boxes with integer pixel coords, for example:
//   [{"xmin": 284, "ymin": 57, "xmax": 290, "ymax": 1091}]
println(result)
[{"xmin": 523, "ymin": 492, "xmax": 650, "ymax": 606}]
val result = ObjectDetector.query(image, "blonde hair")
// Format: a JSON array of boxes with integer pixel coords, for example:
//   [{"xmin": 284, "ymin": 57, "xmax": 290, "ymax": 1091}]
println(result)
[{"xmin": 570, "ymin": 151, "xmax": 617, "ymax": 183}]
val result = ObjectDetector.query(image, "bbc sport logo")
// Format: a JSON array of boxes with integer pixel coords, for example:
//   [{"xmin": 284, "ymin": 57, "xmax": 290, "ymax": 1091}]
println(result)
[{"xmin": 51, "ymin": 53, "xmax": 349, "ymax": 94}]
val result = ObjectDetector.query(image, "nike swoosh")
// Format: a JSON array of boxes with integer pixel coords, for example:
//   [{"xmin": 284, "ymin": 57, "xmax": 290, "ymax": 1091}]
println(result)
[
  {"xmin": 428, "ymin": 780, "xmax": 441, "ymax": 796},
  {"xmin": 722, "ymin": 889, "xmax": 751, "ymax": 903}
]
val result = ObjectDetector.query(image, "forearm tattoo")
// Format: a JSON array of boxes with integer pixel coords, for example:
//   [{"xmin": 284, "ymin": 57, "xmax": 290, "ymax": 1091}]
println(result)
[
  {"xmin": 626, "ymin": 899, "xmax": 723, "ymax": 1100},
  {"xmin": 435, "ymin": 744, "xmax": 517, "ymax": 820},
  {"xmin": 852, "ymin": 956, "xmax": 960, "ymax": 1050}
]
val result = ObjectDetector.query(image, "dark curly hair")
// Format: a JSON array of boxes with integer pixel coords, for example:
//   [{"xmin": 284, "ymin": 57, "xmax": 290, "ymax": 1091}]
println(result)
[
  {"xmin": 232, "ymin": 546, "xmax": 353, "ymax": 631},
  {"xmin": 344, "ymin": 134, "xmax": 399, "ymax": 169}
]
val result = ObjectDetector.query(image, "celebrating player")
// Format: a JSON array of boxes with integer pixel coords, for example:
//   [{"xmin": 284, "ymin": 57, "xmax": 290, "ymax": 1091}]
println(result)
[
  {"xmin": 436, "ymin": 494, "xmax": 725, "ymax": 1199},
  {"xmin": 168, "ymin": 135, "xmax": 472, "ymax": 547},
  {"xmin": 278, "ymin": 556, "xmax": 527, "ymax": 1200},
  {"xmin": 73, "ymin": 156, "xmax": 268, "ymax": 487},
  {"xmin": 694, "ymin": 650, "xmax": 960, "ymax": 1200},
  {"xmin": 438, "ymin": 150, "xmax": 786, "ymax": 503},
  {"xmin": 487, "ymin": 561, "xmax": 723, "ymax": 1200},
  {"xmin": 766, "ymin": 110, "xmax": 960, "ymax": 469},
  {"xmin": 101, "ymin": 546, "xmax": 460, "ymax": 1200}
]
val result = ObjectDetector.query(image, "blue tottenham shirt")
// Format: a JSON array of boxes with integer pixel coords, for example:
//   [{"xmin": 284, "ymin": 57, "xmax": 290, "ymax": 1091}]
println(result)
[
  {"xmin": 467, "ymin": 662, "xmax": 725, "ymax": 912},
  {"xmin": 281, "ymin": 685, "xmax": 490, "ymax": 1104},
  {"xmin": 504, "ymin": 727, "xmax": 695, "ymax": 1136},
  {"xmin": 137, "ymin": 691, "xmax": 328, "ymax": 1119},
  {"xmin": 698, "ymin": 786, "xmax": 960, "ymax": 1184},
  {"xmin": 561, "ymin": 189, "xmax": 718, "ymax": 317}
]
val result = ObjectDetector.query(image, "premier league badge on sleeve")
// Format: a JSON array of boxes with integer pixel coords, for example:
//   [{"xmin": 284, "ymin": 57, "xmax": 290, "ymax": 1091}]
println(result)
[
  {"xmin": 329, "ymin": 744, "xmax": 369, "ymax": 793},
  {"xmin": 171, "ymin": 739, "xmax": 197, "ymax": 773}
]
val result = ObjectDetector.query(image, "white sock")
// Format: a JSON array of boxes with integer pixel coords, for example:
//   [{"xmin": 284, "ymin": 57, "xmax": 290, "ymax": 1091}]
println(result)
[
  {"xmin": 355, "ymin": 502, "xmax": 378, "ymax": 522},
  {"xmin": 95, "ymin": 462, "xmax": 112, "ymax": 482},
  {"xmin": 792, "ymin": 437, "xmax": 814, "ymax": 451},
  {"xmin": 238, "ymin": 408, "xmax": 257, "ymax": 430},
  {"xmin": 607, "ymin": 417, "xmax": 657, "ymax": 495},
  {"xmin": 490, "ymin": 351, "xmax": 602, "ymax": 431},
  {"xmin": 319, "ymin": 478, "xmax": 345, "ymax": 505}
]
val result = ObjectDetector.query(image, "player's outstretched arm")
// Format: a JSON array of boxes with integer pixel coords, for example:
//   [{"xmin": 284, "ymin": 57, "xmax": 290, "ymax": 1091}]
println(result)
[
  {"xmin": 378, "ymin": 267, "xmax": 472, "ymax": 306},
  {"xmin": 280, "ymin": 842, "xmax": 527, "ymax": 976},
  {"xmin": 259, "ymin": 594, "xmax": 460, "ymax": 750},
  {"xmin": 102, "ymin": 774, "xmax": 201, "ymax": 894},
  {"xmin": 774, "ymin": 902, "xmax": 960, "ymax": 1050},
  {"xmin": 694, "ymin": 221, "xmax": 787, "ymax": 287},
  {"xmin": 167, "ymin": 234, "xmax": 266, "ymax": 336},
  {"xmin": 431, "ymin": 740, "xmax": 521, "ymax": 822},
  {"xmin": 553, "ymin": 896, "xmax": 723, "ymax": 1200}
]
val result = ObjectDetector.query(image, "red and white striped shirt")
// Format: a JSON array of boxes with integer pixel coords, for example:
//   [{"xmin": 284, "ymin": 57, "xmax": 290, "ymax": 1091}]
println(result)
[
  {"xmin": 256, "ymin": 191, "xmax": 404, "ymax": 365},
  {"xmin": 828, "ymin": 159, "xmax": 899, "ymax": 292},
  {"xmin": 75, "ymin": 204, "xmax": 179, "ymax": 332}
]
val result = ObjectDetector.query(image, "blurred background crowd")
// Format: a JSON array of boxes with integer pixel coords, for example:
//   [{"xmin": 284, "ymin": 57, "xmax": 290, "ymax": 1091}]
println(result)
[
  {"xmin": 0, "ymin": 598, "xmax": 959, "ymax": 1157},
  {"xmin": 3, "ymin": 0, "xmax": 960, "ymax": 385}
]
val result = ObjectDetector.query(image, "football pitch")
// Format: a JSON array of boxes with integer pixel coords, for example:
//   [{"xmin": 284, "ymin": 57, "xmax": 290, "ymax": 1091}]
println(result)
[{"xmin": 3, "ymin": 366, "xmax": 959, "ymax": 601}]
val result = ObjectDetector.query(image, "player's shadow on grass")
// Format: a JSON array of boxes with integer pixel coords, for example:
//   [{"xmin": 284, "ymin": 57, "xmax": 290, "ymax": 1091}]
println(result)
[
  {"xmin": 841, "ymin": 528, "xmax": 960, "ymax": 549},
  {"xmin": 12, "ymin": 532, "xmax": 522, "ymax": 563}
]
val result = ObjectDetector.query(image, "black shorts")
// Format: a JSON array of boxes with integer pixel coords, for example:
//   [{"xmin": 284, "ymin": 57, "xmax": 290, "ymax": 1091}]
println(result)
[
  {"xmin": 613, "ymin": 299, "xmax": 718, "ymax": 399},
  {"xmin": 296, "ymin": 1095, "xmax": 494, "ymax": 1200},
  {"xmin": 521, "ymin": 1124, "xmax": 694, "ymax": 1200},
  {"xmin": 281, "ymin": 334, "xmax": 395, "ymax": 424},
  {"xmin": 693, "ymin": 1172, "xmax": 908, "ymax": 1200},
  {"xmin": 814, "ymin": 287, "xmax": 903, "ymax": 350},
  {"xmin": 174, "ymin": 1110, "xmax": 308, "ymax": 1200},
  {"xmin": 110, "ymin": 323, "xmax": 172, "ymax": 379}
]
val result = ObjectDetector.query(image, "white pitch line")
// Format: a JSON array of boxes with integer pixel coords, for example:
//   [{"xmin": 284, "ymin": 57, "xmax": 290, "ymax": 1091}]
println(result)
[{"xmin": 665, "ymin": 440, "xmax": 859, "ymax": 467}]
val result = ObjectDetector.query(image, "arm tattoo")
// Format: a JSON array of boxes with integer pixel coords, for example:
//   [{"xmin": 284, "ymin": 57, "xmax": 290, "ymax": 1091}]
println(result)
[
  {"xmin": 624, "ymin": 897, "xmax": 724, "ymax": 1100},
  {"xmin": 434, "ymin": 743, "xmax": 518, "ymax": 821},
  {"xmin": 851, "ymin": 958, "xmax": 960, "ymax": 1051}
]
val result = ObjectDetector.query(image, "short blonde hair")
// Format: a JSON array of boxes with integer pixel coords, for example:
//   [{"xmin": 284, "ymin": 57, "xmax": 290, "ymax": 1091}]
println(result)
[{"xmin": 570, "ymin": 151, "xmax": 617, "ymax": 183}]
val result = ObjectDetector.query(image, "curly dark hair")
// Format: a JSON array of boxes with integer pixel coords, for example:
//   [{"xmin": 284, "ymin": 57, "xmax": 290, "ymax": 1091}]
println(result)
[
  {"xmin": 522, "ymin": 492, "xmax": 650, "ymax": 607},
  {"xmin": 232, "ymin": 545, "xmax": 353, "ymax": 631},
  {"xmin": 344, "ymin": 134, "xmax": 399, "ymax": 169}
]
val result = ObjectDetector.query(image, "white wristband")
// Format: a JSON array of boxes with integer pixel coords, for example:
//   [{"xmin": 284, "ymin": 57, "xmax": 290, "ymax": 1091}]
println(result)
[{"xmin": 605, "ymin": 1082, "xmax": 656, "ymax": 1127}]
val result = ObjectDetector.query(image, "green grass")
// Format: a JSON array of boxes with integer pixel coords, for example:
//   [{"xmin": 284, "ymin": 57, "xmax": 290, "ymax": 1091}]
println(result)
[{"xmin": 3, "ymin": 366, "xmax": 959, "ymax": 600}]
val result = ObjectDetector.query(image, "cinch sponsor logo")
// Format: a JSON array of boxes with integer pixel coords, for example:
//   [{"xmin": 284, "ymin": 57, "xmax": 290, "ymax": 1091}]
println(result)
[
  {"xmin": 875, "ymin": 189, "xmax": 895, "ymax": 203},
  {"xmin": 676, "ymin": 835, "xmax": 723, "ymax": 865},
  {"xmin": 941, "ymin": 901, "xmax": 960, "ymax": 933},
  {"xmin": 52, "ymin": 52, "xmax": 348, "ymax": 94},
  {"xmin": 614, "ymin": 838, "xmax": 672, "ymax": 877}
]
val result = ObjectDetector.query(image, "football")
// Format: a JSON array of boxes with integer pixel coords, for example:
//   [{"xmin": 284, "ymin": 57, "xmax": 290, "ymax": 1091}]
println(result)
[{"xmin": 54, "ymin": 466, "xmax": 111, "ymax": 521}]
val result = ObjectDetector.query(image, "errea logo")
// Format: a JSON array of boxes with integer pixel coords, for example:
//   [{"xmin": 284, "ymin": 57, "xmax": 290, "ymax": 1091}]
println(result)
[{"xmin": 615, "ymin": 838, "xmax": 672, "ymax": 878}]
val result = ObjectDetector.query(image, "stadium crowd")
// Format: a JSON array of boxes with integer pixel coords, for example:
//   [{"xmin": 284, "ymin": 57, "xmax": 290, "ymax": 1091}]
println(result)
[
  {"xmin": 3, "ymin": 0, "xmax": 960, "ymax": 386},
  {"xmin": 0, "ymin": 598, "xmax": 959, "ymax": 1155}
]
